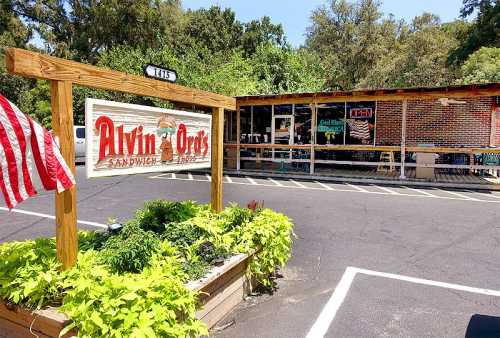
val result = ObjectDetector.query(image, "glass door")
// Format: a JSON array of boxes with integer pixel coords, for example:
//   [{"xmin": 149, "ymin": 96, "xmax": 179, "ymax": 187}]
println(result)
[{"xmin": 272, "ymin": 115, "xmax": 293, "ymax": 161}]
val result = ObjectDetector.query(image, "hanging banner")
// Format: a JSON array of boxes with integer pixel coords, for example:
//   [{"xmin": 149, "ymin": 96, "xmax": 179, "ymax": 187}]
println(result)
[{"xmin": 85, "ymin": 99, "xmax": 211, "ymax": 178}]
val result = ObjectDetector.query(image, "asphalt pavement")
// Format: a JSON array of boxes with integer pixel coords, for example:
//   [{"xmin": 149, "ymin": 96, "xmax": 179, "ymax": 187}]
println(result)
[{"xmin": 2, "ymin": 166, "xmax": 500, "ymax": 337}]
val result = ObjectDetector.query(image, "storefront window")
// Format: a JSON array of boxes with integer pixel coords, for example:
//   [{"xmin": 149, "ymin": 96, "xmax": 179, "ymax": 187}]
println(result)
[
  {"xmin": 294, "ymin": 104, "xmax": 312, "ymax": 144},
  {"xmin": 240, "ymin": 106, "xmax": 251, "ymax": 144},
  {"xmin": 316, "ymin": 103, "xmax": 346, "ymax": 145},
  {"xmin": 274, "ymin": 104, "xmax": 293, "ymax": 115},
  {"xmin": 345, "ymin": 102, "xmax": 376, "ymax": 145},
  {"xmin": 252, "ymin": 105, "xmax": 272, "ymax": 143}
]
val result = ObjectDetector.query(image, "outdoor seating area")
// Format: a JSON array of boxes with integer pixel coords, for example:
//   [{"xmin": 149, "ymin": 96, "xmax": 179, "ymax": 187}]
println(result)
[{"xmin": 222, "ymin": 84, "xmax": 500, "ymax": 186}]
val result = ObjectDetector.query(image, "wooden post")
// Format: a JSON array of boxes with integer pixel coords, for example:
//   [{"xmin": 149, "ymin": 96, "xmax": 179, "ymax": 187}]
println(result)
[
  {"xmin": 236, "ymin": 105, "xmax": 241, "ymax": 171},
  {"xmin": 51, "ymin": 80, "xmax": 77, "ymax": 269},
  {"xmin": 310, "ymin": 102, "xmax": 316, "ymax": 175},
  {"xmin": 400, "ymin": 99, "xmax": 407, "ymax": 180},
  {"xmin": 211, "ymin": 107, "xmax": 224, "ymax": 212}
]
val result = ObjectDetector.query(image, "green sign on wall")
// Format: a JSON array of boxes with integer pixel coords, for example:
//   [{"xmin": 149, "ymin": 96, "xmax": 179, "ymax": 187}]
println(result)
[{"xmin": 317, "ymin": 119, "xmax": 344, "ymax": 133}]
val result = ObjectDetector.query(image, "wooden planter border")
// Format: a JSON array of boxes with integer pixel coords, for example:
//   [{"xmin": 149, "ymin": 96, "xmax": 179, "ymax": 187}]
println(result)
[{"xmin": 0, "ymin": 253, "xmax": 253, "ymax": 337}]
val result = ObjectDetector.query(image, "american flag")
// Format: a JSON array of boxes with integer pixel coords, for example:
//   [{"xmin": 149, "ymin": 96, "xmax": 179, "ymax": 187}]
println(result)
[
  {"xmin": 346, "ymin": 119, "xmax": 370, "ymax": 140},
  {"xmin": 0, "ymin": 94, "xmax": 75, "ymax": 209}
]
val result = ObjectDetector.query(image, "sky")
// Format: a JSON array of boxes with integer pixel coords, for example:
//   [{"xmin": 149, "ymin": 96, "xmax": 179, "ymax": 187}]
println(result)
[{"xmin": 182, "ymin": 0, "xmax": 465, "ymax": 47}]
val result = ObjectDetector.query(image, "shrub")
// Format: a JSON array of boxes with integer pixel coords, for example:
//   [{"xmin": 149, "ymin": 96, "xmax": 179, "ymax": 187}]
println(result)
[
  {"xmin": 99, "ymin": 222, "xmax": 160, "ymax": 273},
  {"xmin": 135, "ymin": 200, "xmax": 199, "ymax": 234}
]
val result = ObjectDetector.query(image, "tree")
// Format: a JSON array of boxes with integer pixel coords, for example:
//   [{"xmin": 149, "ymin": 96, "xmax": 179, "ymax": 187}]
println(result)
[
  {"xmin": 10, "ymin": 0, "xmax": 184, "ymax": 61},
  {"xmin": 448, "ymin": 0, "xmax": 500, "ymax": 64},
  {"xmin": 306, "ymin": 0, "xmax": 390, "ymax": 90},
  {"xmin": 0, "ymin": 0, "xmax": 36, "ymax": 116},
  {"xmin": 359, "ymin": 15, "xmax": 465, "ymax": 89},
  {"xmin": 457, "ymin": 47, "xmax": 500, "ymax": 84}
]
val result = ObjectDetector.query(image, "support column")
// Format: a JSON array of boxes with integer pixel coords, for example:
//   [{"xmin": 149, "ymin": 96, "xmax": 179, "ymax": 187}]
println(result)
[
  {"xmin": 310, "ymin": 102, "xmax": 316, "ymax": 175},
  {"xmin": 51, "ymin": 80, "xmax": 77, "ymax": 270},
  {"xmin": 400, "ymin": 99, "xmax": 407, "ymax": 180},
  {"xmin": 211, "ymin": 107, "xmax": 224, "ymax": 212},
  {"xmin": 236, "ymin": 105, "xmax": 241, "ymax": 171}
]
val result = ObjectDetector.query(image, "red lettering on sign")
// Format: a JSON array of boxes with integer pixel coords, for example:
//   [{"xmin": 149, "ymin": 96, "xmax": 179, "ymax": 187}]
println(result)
[
  {"xmin": 95, "ymin": 116, "xmax": 116, "ymax": 163},
  {"xmin": 177, "ymin": 123, "xmax": 187, "ymax": 154}
]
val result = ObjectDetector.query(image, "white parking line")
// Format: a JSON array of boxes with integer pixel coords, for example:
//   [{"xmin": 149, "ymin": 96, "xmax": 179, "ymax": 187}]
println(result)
[
  {"xmin": 373, "ymin": 185, "xmax": 399, "ymax": 195},
  {"xmin": 306, "ymin": 266, "xmax": 500, "ymax": 338},
  {"xmin": 404, "ymin": 186, "xmax": 437, "ymax": 197},
  {"xmin": 171, "ymin": 173, "xmax": 176, "ymax": 179},
  {"xmin": 247, "ymin": 177, "xmax": 258, "ymax": 185},
  {"xmin": 345, "ymin": 183, "xmax": 369, "ymax": 193},
  {"xmin": 269, "ymin": 178, "xmax": 283, "ymax": 186},
  {"xmin": 290, "ymin": 179, "xmax": 307, "ymax": 188},
  {"xmin": 0, "ymin": 207, "xmax": 107, "ymax": 229},
  {"xmin": 438, "ymin": 189, "xmax": 480, "ymax": 201},
  {"xmin": 315, "ymin": 181, "xmax": 334, "ymax": 191},
  {"xmin": 466, "ymin": 190, "xmax": 500, "ymax": 200},
  {"xmin": 149, "ymin": 173, "xmax": 500, "ymax": 204}
]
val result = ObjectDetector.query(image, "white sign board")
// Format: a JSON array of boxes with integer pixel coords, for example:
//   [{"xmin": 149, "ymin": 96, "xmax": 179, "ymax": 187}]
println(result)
[{"xmin": 85, "ymin": 99, "xmax": 211, "ymax": 178}]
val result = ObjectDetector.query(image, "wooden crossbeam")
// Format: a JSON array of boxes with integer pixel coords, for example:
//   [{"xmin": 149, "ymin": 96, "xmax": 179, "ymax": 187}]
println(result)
[
  {"xmin": 225, "ymin": 143, "xmax": 500, "ymax": 154},
  {"xmin": 6, "ymin": 48, "xmax": 236, "ymax": 110}
]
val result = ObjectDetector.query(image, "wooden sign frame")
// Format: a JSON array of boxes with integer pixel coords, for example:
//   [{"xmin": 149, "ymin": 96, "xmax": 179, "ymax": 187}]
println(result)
[{"xmin": 5, "ymin": 48, "xmax": 236, "ymax": 269}]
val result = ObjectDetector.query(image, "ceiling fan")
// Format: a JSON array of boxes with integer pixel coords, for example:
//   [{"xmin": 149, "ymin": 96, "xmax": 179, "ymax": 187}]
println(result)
[{"xmin": 438, "ymin": 97, "xmax": 467, "ymax": 106}]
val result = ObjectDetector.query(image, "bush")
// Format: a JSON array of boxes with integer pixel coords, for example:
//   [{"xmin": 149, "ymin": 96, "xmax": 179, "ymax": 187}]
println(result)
[
  {"xmin": 100, "ymin": 222, "xmax": 160, "ymax": 273},
  {"xmin": 135, "ymin": 200, "xmax": 199, "ymax": 234}
]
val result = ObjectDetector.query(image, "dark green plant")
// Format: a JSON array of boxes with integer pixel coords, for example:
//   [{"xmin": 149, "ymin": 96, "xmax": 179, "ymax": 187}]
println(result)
[
  {"xmin": 100, "ymin": 222, "xmax": 160, "ymax": 273},
  {"xmin": 135, "ymin": 200, "xmax": 199, "ymax": 234}
]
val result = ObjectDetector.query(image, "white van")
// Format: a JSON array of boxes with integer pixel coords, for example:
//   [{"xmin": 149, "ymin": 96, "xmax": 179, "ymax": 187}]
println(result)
[{"xmin": 74, "ymin": 126, "xmax": 85, "ymax": 163}]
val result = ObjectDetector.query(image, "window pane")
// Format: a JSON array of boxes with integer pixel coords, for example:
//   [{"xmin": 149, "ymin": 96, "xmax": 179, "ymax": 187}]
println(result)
[
  {"xmin": 240, "ymin": 106, "xmax": 251, "ymax": 144},
  {"xmin": 294, "ymin": 104, "xmax": 311, "ymax": 144},
  {"xmin": 316, "ymin": 103, "xmax": 345, "ymax": 145},
  {"xmin": 274, "ymin": 104, "xmax": 293, "ymax": 115},
  {"xmin": 252, "ymin": 105, "xmax": 272, "ymax": 143},
  {"xmin": 345, "ymin": 102, "xmax": 376, "ymax": 145}
]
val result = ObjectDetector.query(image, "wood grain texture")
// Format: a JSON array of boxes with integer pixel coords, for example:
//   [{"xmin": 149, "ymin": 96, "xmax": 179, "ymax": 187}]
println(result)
[
  {"xmin": 211, "ymin": 107, "xmax": 224, "ymax": 212},
  {"xmin": 0, "ymin": 303, "xmax": 74, "ymax": 338},
  {"xmin": 225, "ymin": 144, "xmax": 500, "ymax": 154},
  {"xmin": 6, "ymin": 48, "xmax": 236, "ymax": 110},
  {"xmin": 51, "ymin": 80, "xmax": 78, "ymax": 270},
  {"xmin": 236, "ymin": 105, "xmax": 241, "ymax": 171}
]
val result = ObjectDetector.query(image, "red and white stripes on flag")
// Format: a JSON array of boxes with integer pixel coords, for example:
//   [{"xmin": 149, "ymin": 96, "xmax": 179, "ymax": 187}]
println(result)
[
  {"xmin": 346, "ymin": 119, "xmax": 370, "ymax": 140},
  {"xmin": 0, "ymin": 94, "xmax": 75, "ymax": 209}
]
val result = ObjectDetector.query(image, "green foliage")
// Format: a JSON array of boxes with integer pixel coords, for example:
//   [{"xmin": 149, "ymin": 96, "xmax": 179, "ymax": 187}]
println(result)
[
  {"xmin": 134, "ymin": 200, "xmax": 199, "ymax": 234},
  {"xmin": 100, "ymin": 222, "xmax": 160, "ymax": 273},
  {"xmin": 457, "ymin": 47, "xmax": 500, "ymax": 84},
  {"xmin": 230, "ymin": 208, "xmax": 295, "ymax": 288},
  {"xmin": 449, "ymin": 0, "xmax": 500, "ymax": 65},
  {"xmin": 59, "ymin": 250, "xmax": 206, "ymax": 338},
  {"xmin": 0, "ymin": 201, "xmax": 294, "ymax": 336},
  {"xmin": 0, "ymin": 238, "xmax": 63, "ymax": 308}
]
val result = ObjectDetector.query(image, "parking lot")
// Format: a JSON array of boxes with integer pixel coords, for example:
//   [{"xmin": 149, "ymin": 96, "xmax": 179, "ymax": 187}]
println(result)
[{"xmin": 1, "ymin": 166, "xmax": 500, "ymax": 337}]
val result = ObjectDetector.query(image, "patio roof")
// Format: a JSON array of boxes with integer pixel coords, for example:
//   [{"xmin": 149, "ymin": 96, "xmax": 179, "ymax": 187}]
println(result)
[{"xmin": 236, "ymin": 83, "xmax": 500, "ymax": 106}]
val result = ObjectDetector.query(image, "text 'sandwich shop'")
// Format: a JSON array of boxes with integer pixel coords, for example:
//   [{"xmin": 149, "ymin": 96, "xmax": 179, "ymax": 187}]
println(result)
[{"xmin": 85, "ymin": 99, "xmax": 212, "ymax": 178}]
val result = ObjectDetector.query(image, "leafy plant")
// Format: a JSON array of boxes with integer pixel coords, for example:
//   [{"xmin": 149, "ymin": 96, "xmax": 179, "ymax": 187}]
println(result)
[
  {"xmin": 0, "ymin": 200, "xmax": 295, "ymax": 336},
  {"xmin": 135, "ymin": 200, "xmax": 199, "ymax": 234},
  {"xmin": 100, "ymin": 222, "xmax": 160, "ymax": 273}
]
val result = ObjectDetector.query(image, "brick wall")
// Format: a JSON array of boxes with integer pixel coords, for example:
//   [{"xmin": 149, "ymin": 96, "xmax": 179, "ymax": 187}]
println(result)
[
  {"xmin": 376, "ymin": 97, "xmax": 495, "ymax": 147},
  {"xmin": 496, "ymin": 110, "xmax": 500, "ymax": 145}
]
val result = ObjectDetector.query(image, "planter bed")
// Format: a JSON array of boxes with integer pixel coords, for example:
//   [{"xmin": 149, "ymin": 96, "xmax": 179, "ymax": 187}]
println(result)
[
  {"xmin": 0, "ymin": 200, "xmax": 293, "ymax": 337},
  {"xmin": 0, "ymin": 253, "xmax": 253, "ymax": 337}
]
